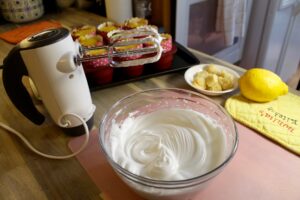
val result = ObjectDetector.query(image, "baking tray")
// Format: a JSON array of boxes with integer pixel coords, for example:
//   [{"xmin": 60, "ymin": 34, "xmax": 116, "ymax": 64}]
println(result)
[{"xmin": 87, "ymin": 41, "xmax": 200, "ymax": 92}]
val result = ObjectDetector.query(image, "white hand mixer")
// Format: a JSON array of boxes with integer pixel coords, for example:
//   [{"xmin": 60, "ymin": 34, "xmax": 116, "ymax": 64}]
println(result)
[{"xmin": 1, "ymin": 26, "xmax": 164, "ymax": 159}]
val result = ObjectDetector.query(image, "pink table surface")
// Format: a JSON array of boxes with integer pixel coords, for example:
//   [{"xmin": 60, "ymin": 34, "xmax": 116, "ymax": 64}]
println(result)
[{"xmin": 69, "ymin": 123, "xmax": 300, "ymax": 200}]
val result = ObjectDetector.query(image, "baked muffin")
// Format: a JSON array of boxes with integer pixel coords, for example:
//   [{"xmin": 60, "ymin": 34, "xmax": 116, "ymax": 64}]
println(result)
[
  {"xmin": 78, "ymin": 35, "xmax": 113, "ymax": 85},
  {"xmin": 78, "ymin": 34, "xmax": 103, "ymax": 47},
  {"xmin": 114, "ymin": 42, "xmax": 144, "ymax": 77},
  {"xmin": 84, "ymin": 48, "xmax": 113, "ymax": 85},
  {"xmin": 71, "ymin": 25, "xmax": 96, "ymax": 40},
  {"xmin": 82, "ymin": 49, "xmax": 108, "ymax": 69},
  {"xmin": 152, "ymin": 33, "xmax": 176, "ymax": 71},
  {"xmin": 97, "ymin": 21, "xmax": 120, "ymax": 44},
  {"xmin": 123, "ymin": 17, "xmax": 148, "ymax": 29},
  {"xmin": 160, "ymin": 33, "xmax": 172, "ymax": 53}
]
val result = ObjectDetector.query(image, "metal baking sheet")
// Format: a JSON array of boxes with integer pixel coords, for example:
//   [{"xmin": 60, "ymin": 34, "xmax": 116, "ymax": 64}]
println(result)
[{"xmin": 88, "ymin": 41, "xmax": 200, "ymax": 91}]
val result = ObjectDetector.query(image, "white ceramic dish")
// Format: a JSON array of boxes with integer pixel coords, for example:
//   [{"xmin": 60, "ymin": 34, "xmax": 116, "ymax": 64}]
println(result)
[{"xmin": 184, "ymin": 64, "xmax": 240, "ymax": 96}]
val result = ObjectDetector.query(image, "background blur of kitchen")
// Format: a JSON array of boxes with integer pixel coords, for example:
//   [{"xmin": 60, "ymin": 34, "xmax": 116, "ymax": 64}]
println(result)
[{"xmin": 0, "ymin": 0, "xmax": 299, "ymax": 89}]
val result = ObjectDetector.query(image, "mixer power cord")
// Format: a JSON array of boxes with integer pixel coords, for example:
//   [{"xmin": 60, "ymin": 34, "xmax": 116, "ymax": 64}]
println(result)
[{"xmin": 0, "ymin": 113, "xmax": 90, "ymax": 159}]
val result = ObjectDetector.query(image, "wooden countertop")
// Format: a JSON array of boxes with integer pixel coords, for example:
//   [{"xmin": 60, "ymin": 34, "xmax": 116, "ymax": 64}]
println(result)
[{"xmin": 0, "ymin": 8, "xmax": 291, "ymax": 200}]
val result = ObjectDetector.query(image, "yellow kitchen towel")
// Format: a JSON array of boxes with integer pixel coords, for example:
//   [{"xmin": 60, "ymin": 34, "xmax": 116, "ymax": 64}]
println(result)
[{"xmin": 225, "ymin": 92, "xmax": 300, "ymax": 155}]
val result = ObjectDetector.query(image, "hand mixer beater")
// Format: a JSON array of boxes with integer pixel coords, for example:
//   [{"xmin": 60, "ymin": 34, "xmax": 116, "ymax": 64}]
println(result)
[{"xmin": 57, "ymin": 25, "xmax": 163, "ymax": 73}]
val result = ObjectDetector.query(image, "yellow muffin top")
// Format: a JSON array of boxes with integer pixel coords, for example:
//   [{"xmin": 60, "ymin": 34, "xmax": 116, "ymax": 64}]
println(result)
[
  {"xmin": 86, "ymin": 49, "xmax": 107, "ymax": 56},
  {"xmin": 101, "ymin": 26, "xmax": 118, "ymax": 32},
  {"xmin": 98, "ymin": 22, "xmax": 118, "ymax": 33},
  {"xmin": 114, "ymin": 42, "xmax": 141, "ymax": 51},
  {"xmin": 78, "ymin": 35, "xmax": 103, "ymax": 47},
  {"xmin": 124, "ymin": 17, "xmax": 148, "ymax": 28},
  {"xmin": 161, "ymin": 33, "xmax": 171, "ymax": 41},
  {"xmin": 72, "ymin": 25, "xmax": 96, "ymax": 37}
]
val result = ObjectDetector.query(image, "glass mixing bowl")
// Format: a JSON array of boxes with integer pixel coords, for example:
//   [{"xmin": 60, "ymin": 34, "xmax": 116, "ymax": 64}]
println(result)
[{"xmin": 99, "ymin": 88, "xmax": 238, "ymax": 200}]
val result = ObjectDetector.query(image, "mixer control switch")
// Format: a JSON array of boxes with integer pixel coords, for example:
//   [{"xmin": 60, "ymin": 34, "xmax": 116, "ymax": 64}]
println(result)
[{"xmin": 57, "ymin": 52, "xmax": 78, "ymax": 73}]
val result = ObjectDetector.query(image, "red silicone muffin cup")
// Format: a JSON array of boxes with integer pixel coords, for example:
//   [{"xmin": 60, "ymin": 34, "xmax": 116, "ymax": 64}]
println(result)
[
  {"xmin": 97, "ymin": 22, "xmax": 120, "ymax": 44},
  {"xmin": 122, "ymin": 65, "xmax": 144, "ymax": 77},
  {"xmin": 143, "ymin": 33, "xmax": 172, "ymax": 56},
  {"xmin": 79, "ymin": 35, "xmax": 107, "ymax": 75},
  {"xmin": 91, "ymin": 66, "xmax": 114, "ymax": 85},
  {"xmin": 83, "ymin": 58, "xmax": 114, "ymax": 85},
  {"xmin": 82, "ymin": 56, "xmax": 109, "ymax": 70},
  {"xmin": 75, "ymin": 28, "xmax": 114, "ymax": 86},
  {"xmin": 160, "ymin": 33, "xmax": 172, "ymax": 53},
  {"xmin": 152, "ymin": 45, "xmax": 177, "ymax": 71},
  {"xmin": 143, "ymin": 33, "xmax": 175, "ymax": 71},
  {"xmin": 114, "ymin": 43, "xmax": 144, "ymax": 77}
]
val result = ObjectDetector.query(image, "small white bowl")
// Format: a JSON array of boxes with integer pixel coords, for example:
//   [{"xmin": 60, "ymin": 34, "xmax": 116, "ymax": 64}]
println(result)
[{"xmin": 184, "ymin": 64, "xmax": 240, "ymax": 96}]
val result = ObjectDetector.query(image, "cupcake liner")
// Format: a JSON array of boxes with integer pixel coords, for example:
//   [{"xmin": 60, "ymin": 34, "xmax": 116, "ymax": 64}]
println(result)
[
  {"xmin": 161, "ymin": 34, "xmax": 172, "ymax": 53},
  {"xmin": 122, "ymin": 65, "xmax": 144, "ymax": 77},
  {"xmin": 82, "ymin": 57, "xmax": 109, "ymax": 70},
  {"xmin": 85, "ymin": 66, "xmax": 114, "ymax": 85},
  {"xmin": 152, "ymin": 45, "xmax": 177, "ymax": 71}
]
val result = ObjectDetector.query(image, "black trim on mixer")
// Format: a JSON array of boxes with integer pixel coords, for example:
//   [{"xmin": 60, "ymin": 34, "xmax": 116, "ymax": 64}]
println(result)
[
  {"xmin": 61, "ymin": 115, "xmax": 94, "ymax": 136},
  {"xmin": 20, "ymin": 27, "xmax": 69, "ymax": 49},
  {"xmin": 2, "ymin": 45, "xmax": 45, "ymax": 125}
]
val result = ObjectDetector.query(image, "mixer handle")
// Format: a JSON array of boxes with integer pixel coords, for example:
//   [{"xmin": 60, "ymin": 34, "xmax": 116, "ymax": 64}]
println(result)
[{"xmin": 2, "ymin": 46, "xmax": 45, "ymax": 125}]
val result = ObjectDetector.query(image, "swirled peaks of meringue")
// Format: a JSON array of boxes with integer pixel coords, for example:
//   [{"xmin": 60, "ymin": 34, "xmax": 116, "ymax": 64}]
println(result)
[{"xmin": 110, "ymin": 108, "xmax": 227, "ymax": 181}]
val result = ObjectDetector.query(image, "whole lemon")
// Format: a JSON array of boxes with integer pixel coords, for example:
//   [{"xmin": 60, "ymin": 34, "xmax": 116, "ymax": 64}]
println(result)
[{"xmin": 239, "ymin": 68, "xmax": 288, "ymax": 102}]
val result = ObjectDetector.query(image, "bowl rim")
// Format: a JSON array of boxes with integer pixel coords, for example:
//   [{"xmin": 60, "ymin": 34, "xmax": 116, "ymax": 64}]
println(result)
[
  {"xmin": 99, "ymin": 88, "xmax": 238, "ymax": 189},
  {"xmin": 184, "ymin": 64, "xmax": 240, "ymax": 96}
]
